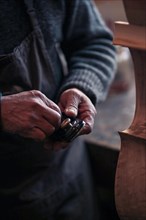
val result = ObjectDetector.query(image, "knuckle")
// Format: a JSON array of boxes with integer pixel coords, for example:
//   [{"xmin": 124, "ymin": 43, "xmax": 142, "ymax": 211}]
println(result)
[
  {"xmin": 34, "ymin": 90, "xmax": 42, "ymax": 96},
  {"xmin": 30, "ymin": 90, "xmax": 43, "ymax": 99},
  {"xmin": 31, "ymin": 97, "xmax": 43, "ymax": 110}
]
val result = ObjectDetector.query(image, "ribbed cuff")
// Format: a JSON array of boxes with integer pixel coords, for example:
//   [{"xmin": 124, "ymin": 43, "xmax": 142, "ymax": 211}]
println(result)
[{"xmin": 58, "ymin": 69, "xmax": 105, "ymax": 105}]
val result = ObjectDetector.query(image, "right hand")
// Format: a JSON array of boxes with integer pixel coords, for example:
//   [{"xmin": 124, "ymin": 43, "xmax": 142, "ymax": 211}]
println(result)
[{"xmin": 1, "ymin": 90, "xmax": 61, "ymax": 141}]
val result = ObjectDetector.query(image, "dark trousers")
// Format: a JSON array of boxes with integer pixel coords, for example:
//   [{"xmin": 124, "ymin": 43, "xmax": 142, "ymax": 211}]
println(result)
[{"xmin": 0, "ymin": 138, "xmax": 100, "ymax": 220}]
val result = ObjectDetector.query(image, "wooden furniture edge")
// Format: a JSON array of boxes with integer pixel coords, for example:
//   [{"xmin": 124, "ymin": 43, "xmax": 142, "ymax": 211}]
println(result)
[{"xmin": 113, "ymin": 22, "xmax": 146, "ymax": 50}]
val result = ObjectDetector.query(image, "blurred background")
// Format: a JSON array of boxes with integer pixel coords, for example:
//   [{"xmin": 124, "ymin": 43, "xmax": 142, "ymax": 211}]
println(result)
[{"xmin": 83, "ymin": 1, "xmax": 136, "ymax": 219}]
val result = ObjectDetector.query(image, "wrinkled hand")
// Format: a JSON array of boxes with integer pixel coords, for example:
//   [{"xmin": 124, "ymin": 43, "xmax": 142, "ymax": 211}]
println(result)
[
  {"xmin": 46, "ymin": 88, "xmax": 96, "ymax": 151},
  {"xmin": 1, "ymin": 90, "xmax": 61, "ymax": 141},
  {"xmin": 58, "ymin": 88, "xmax": 97, "ymax": 135}
]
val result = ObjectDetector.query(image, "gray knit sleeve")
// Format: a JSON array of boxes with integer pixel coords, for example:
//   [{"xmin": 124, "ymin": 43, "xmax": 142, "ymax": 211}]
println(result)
[{"xmin": 59, "ymin": 0, "xmax": 117, "ymax": 104}]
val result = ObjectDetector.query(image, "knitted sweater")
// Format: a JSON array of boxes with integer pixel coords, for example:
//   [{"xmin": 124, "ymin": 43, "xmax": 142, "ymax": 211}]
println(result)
[{"xmin": 0, "ymin": 0, "xmax": 116, "ymax": 104}]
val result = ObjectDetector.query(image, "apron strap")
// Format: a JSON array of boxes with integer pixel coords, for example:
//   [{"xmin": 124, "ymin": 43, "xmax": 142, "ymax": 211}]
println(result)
[
  {"xmin": 23, "ymin": 0, "xmax": 39, "ymax": 30},
  {"xmin": 23, "ymin": 0, "xmax": 33, "ymax": 9}
]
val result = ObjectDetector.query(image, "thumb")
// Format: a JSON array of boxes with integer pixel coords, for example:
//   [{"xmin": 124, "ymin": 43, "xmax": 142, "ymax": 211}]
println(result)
[{"xmin": 64, "ymin": 97, "xmax": 80, "ymax": 118}]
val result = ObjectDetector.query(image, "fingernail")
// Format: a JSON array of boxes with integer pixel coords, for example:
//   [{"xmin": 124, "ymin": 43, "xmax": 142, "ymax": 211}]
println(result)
[
  {"xmin": 66, "ymin": 109, "xmax": 75, "ymax": 114},
  {"xmin": 66, "ymin": 107, "xmax": 77, "ymax": 114}
]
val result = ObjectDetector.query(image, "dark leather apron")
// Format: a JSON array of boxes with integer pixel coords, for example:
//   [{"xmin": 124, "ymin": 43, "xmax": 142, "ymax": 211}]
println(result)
[{"xmin": 0, "ymin": 1, "xmax": 99, "ymax": 219}]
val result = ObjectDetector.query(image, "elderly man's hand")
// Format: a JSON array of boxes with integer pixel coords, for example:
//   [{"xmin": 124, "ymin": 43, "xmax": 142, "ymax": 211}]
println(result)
[
  {"xmin": 1, "ymin": 90, "xmax": 61, "ymax": 141},
  {"xmin": 45, "ymin": 88, "xmax": 96, "ymax": 151},
  {"xmin": 58, "ymin": 88, "xmax": 97, "ymax": 136}
]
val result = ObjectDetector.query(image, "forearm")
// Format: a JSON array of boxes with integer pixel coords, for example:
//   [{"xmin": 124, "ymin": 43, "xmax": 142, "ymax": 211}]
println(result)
[{"xmin": 60, "ymin": 0, "xmax": 117, "ymax": 104}]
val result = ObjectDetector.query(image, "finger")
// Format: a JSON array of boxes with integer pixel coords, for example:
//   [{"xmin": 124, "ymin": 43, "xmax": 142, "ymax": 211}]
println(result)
[
  {"xmin": 30, "ymin": 90, "xmax": 61, "ymax": 115},
  {"xmin": 62, "ymin": 95, "xmax": 80, "ymax": 118},
  {"xmin": 59, "ymin": 90, "xmax": 82, "ymax": 117},
  {"xmin": 32, "ymin": 91, "xmax": 62, "ymax": 122},
  {"xmin": 81, "ymin": 119, "xmax": 94, "ymax": 134},
  {"xmin": 20, "ymin": 127, "xmax": 46, "ymax": 141},
  {"xmin": 38, "ymin": 106, "xmax": 61, "ymax": 128},
  {"xmin": 40, "ymin": 92, "xmax": 61, "ymax": 115},
  {"xmin": 44, "ymin": 99, "xmax": 61, "ymax": 115},
  {"xmin": 65, "ymin": 104, "xmax": 78, "ymax": 118},
  {"xmin": 79, "ymin": 111, "xmax": 95, "ymax": 135},
  {"xmin": 36, "ymin": 119, "xmax": 56, "ymax": 136}
]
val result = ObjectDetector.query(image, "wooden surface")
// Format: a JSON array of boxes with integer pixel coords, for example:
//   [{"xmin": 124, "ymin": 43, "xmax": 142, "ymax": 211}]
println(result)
[
  {"xmin": 114, "ymin": 0, "xmax": 146, "ymax": 219},
  {"xmin": 114, "ymin": 22, "xmax": 146, "ymax": 50}
]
